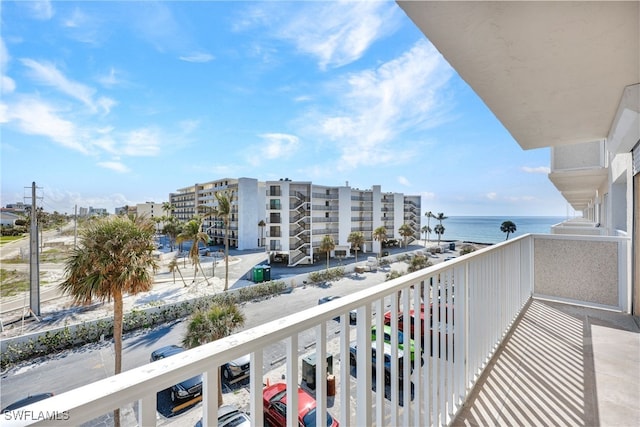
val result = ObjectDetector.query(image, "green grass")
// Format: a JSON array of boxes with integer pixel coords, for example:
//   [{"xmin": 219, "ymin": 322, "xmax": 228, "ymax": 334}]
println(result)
[
  {"xmin": 0, "ymin": 236, "xmax": 25, "ymax": 245},
  {"xmin": 0, "ymin": 268, "xmax": 29, "ymax": 298}
]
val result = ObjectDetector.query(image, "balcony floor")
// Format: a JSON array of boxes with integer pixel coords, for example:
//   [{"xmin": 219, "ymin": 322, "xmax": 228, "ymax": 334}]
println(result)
[{"xmin": 453, "ymin": 299, "xmax": 640, "ymax": 426}]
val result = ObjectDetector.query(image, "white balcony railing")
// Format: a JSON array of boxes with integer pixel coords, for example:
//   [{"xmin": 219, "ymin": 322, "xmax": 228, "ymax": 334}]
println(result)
[{"xmin": 5, "ymin": 234, "xmax": 629, "ymax": 427}]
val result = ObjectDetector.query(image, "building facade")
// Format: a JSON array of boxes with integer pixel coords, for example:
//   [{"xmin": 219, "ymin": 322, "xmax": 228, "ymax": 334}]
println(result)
[{"xmin": 171, "ymin": 178, "xmax": 421, "ymax": 262}]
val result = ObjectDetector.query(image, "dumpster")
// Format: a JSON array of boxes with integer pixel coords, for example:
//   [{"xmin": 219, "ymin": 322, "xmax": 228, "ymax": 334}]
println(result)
[
  {"xmin": 449, "ymin": 242, "xmax": 456, "ymax": 251},
  {"xmin": 252, "ymin": 266, "xmax": 264, "ymax": 283},
  {"xmin": 302, "ymin": 353, "xmax": 333, "ymax": 389}
]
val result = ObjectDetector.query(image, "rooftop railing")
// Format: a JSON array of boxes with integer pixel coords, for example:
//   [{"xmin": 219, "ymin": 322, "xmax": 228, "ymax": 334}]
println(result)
[{"xmin": 6, "ymin": 233, "xmax": 629, "ymax": 427}]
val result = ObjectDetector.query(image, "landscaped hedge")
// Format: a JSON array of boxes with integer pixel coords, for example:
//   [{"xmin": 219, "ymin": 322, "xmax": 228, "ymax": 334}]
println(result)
[
  {"xmin": 0, "ymin": 280, "xmax": 287, "ymax": 369},
  {"xmin": 307, "ymin": 267, "xmax": 345, "ymax": 284}
]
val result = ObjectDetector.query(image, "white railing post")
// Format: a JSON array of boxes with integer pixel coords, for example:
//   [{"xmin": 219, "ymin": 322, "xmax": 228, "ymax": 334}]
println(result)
[
  {"xmin": 315, "ymin": 323, "xmax": 327, "ymax": 427},
  {"xmin": 286, "ymin": 334, "xmax": 298, "ymax": 427},
  {"xmin": 356, "ymin": 303, "xmax": 372, "ymax": 427},
  {"xmin": 339, "ymin": 313, "xmax": 351, "ymax": 426},
  {"xmin": 137, "ymin": 393, "xmax": 156, "ymax": 427},
  {"xmin": 250, "ymin": 350, "xmax": 264, "ymax": 427},
  {"xmin": 202, "ymin": 366, "xmax": 218, "ymax": 427}
]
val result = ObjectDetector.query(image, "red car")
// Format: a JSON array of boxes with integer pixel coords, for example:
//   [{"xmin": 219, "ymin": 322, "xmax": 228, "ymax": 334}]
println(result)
[
  {"xmin": 384, "ymin": 303, "xmax": 454, "ymax": 358},
  {"xmin": 263, "ymin": 383, "xmax": 339, "ymax": 427}
]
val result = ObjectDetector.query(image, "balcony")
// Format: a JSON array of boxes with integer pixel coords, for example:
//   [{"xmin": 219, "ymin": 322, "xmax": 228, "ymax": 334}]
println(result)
[{"xmin": 8, "ymin": 234, "xmax": 635, "ymax": 427}]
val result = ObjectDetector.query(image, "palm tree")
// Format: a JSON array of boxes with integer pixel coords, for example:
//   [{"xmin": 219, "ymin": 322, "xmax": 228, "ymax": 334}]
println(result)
[
  {"xmin": 436, "ymin": 212, "xmax": 448, "ymax": 226},
  {"xmin": 59, "ymin": 215, "xmax": 158, "ymax": 427},
  {"xmin": 319, "ymin": 234, "xmax": 335, "ymax": 271},
  {"xmin": 168, "ymin": 258, "xmax": 188, "ymax": 287},
  {"xmin": 258, "ymin": 219, "xmax": 266, "ymax": 248},
  {"xmin": 500, "ymin": 220, "xmax": 517, "ymax": 240},
  {"xmin": 347, "ymin": 231, "xmax": 365, "ymax": 263},
  {"xmin": 421, "ymin": 225, "xmax": 431, "ymax": 246},
  {"xmin": 161, "ymin": 202, "xmax": 175, "ymax": 218},
  {"xmin": 434, "ymin": 223, "xmax": 446, "ymax": 246},
  {"xmin": 183, "ymin": 302, "xmax": 245, "ymax": 407},
  {"xmin": 214, "ymin": 190, "xmax": 234, "ymax": 291},
  {"xmin": 176, "ymin": 218, "xmax": 210, "ymax": 285},
  {"xmin": 373, "ymin": 226, "xmax": 387, "ymax": 259},
  {"xmin": 162, "ymin": 218, "xmax": 180, "ymax": 252},
  {"xmin": 398, "ymin": 223, "xmax": 414, "ymax": 248},
  {"xmin": 424, "ymin": 211, "xmax": 433, "ymax": 242}
]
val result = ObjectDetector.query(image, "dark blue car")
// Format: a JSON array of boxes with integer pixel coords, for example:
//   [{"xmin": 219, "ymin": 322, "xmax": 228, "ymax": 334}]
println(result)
[{"xmin": 150, "ymin": 345, "xmax": 202, "ymax": 403}]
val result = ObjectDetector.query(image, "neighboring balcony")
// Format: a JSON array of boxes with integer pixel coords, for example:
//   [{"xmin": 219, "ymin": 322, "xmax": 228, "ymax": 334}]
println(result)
[{"xmin": 7, "ymin": 234, "xmax": 635, "ymax": 427}]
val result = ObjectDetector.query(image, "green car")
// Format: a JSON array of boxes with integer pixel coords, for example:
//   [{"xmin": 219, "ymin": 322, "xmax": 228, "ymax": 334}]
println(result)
[{"xmin": 371, "ymin": 324, "xmax": 417, "ymax": 362}]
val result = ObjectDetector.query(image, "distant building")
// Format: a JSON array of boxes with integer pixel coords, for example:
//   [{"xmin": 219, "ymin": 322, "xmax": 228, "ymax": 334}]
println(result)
[
  {"xmin": 0, "ymin": 211, "xmax": 21, "ymax": 227},
  {"xmin": 170, "ymin": 177, "xmax": 420, "ymax": 264}
]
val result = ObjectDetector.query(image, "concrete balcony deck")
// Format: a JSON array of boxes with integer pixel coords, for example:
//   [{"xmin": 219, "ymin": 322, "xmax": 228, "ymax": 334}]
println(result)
[
  {"xmin": 3, "ymin": 233, "xmax": 635, "ymax": 427},
  {"xmin": 453, "ymin": 299, "xmax": 640, "ymax": 426}
]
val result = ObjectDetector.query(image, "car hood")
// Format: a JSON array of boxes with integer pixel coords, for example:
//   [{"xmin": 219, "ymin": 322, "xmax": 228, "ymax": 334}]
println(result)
[{"xmin": 228, "ymin": 354, "xmax": 250, "ymax": 366}]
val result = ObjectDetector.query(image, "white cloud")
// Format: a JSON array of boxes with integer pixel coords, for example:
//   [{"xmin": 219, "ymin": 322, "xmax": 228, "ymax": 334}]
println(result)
[
  {"xmin": 97, "ymin": 67, "xmax": 121, "ymax": 88},
  {"xmin": 486, "ymin": 192, "xmax": 498, "ymax": 200},
  {"xmin": 97, "ymin": 161, "xmax": 130, "ymax": 173},
  {"xmin": 316, "ymin": 39, "xmax": 453, "ymax": 169},
  {"xmin": 0, "ymin": 38, "xmax": 15, "ymax": 94},
  {"xmin": 20, "ymin": 59, "xmax": 112, "ymax": 114},
  {"xmin": 122, "ymin": 128, "xmax": 161, "ymax": 156},
  {"xmin": 397, "ymin": 176, "xmax": 411, "ymax": 187},
  {"xmin": 1, "ymin": 96, "xmax": 88, "ymax": 154},
  {"xmin": 260, "ymin": 133, "xmax": 300, "ymax": 159},
  {"xmin": 241, "ymin": 1, "xmax": 401, "ymax": 70},
  {"xmin": 179, "ymin": 52, "xmax": 214, "ymax": 63},
  {"xmin": 521, "ymin": 166, "xmax": 550, "ymax": 174},
  {"xmin": 27, "ymin": 0, "xmax": 54, "ymax": 20}
]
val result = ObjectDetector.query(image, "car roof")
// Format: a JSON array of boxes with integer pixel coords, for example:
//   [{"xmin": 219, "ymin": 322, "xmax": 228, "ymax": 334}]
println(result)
[
  {"xmin": 350, "ymin": 341, "xmax": 404, "ymax": 358},
  {"xmin": 263, "ymin": 384, "xmax": 316, "ymax": 417},
  {"xmin": 151, "ymin": 344, "xmax": 184, "ymax": 358},
  {"xmin": 2, "ymin": 393, "xmax": 54, "ymax": 413}
]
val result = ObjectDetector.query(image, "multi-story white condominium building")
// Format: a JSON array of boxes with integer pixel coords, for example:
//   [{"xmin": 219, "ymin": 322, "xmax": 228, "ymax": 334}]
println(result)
[
  {"xmin": 170, "ymin": 178, "xmax": 265, "ymax": 251},
  {"xmin": 171, "ymin": 178, "xmax": 421, "ymax": 262},
  {"xmin": 265, "ymin": 179, "xmax": 421, "ymax": 266}
]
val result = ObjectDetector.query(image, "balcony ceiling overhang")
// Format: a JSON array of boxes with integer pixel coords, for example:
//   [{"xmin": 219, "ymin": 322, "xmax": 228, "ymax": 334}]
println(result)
[
  {"xmin": 548, "ymin": 167, "xmax": 608, "ymax": 210},
  {"xmin": 397, "ymin": 1, "xmax": 640, "ymax": 151}
]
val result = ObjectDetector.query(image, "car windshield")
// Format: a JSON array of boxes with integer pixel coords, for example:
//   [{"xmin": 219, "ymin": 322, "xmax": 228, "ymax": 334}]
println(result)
[{"xmin": 302, "ymin": 409, "xmax": 334, "ymax": 427}]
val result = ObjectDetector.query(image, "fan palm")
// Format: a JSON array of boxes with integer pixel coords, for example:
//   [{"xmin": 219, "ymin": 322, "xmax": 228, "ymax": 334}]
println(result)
[
  {"xmin": 59, "ymin": 215, "xmax": 158, "ymax": 427},
  {"xmin": 347, "ymin": 231, "xmax": 365, "ymax": 263},
  {"xmin": 434, "ymin": 223, "xmax": 446, "ymax": 246},
  {"xmin": 183, "ymin": 302, "xmax": 245, "ymax": 407},
  {"xmin": 398, "ymin": 223, "xmax": 414, "ymax": 248},
  {"xmin": 424, "ymin": 211, "xmax": 433, "ymax": 242},
  {"xmin": 319, "ymin": 234, "xmax": 335, "ymax": 271},
  {"xmin": 421, "ymin": 225, "xmax": 431, "ymax": 246},
  {"xmin": 176, "ymin": 218, "xmax": 210, "ymax": 285},
  {"xmin": 168, "ymin": 258, "xmax": 188, "ymax": 287},
  {"xmin": 214, "ymin": 190, "xmax": 234, "ymax": 291},
  {"xmin": 500, "ymin": 220, "xmax": 517, "ymax": 240},
  {"xmin": 373, "ymin": 226, "xmax": 387, "ymax": 258}
]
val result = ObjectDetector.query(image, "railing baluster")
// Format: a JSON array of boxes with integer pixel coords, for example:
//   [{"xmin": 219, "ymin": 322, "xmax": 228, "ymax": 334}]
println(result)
[
  {"xmin": 250, "ymin": 350, "xmax": 264, "ymax": 427},
  {"xmin": 286, "ymin": 334, "xmax": 298, "ymax": 427},
  {"xmin": 137, "ymin": 392, "xmax": 156, "ymax": 427}
]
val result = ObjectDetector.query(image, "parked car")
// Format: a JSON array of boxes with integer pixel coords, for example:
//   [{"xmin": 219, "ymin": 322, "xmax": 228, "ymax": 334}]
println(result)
[
  {"xmin": 317, "ymin": 295, "xmax": 357, "ymax": 323},
  {"xmin": 2, "ymin": 393, "xmax": 54, "ymax": 413},
  {"xmin": 263, "ymin": 382, "xmax": 339, "ymax": 427},
  {"xmin": 222, "ymin": 354, "xmax": 250, "ymax": 384},
  {"xmin": 384, "ymin": 303, "xmax": 454, "ymax": 358},
  {"xmin": 194, "ymin": 404, "xmax": 251, "ymax": 427},
  {"xmin": 150, "ymin": 345, "xmax": 202, "ymax": 403},
  {"xmin": 371, "ymin": 324, "xmax": 417, "ymax": 362},
  {"xmin": 349, "ymin": 341, "xmax": 410, "ymax": 384}
]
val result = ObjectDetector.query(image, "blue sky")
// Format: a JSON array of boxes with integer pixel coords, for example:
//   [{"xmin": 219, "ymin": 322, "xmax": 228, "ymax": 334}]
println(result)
[{"xmin": 0, "ymin": 0, "xmax": 571, "ymax": 217}]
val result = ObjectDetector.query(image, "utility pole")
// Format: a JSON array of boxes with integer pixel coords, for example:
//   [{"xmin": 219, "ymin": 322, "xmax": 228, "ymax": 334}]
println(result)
[{"xmin": 28, "ymin": 182, "xmax": 41, "ymax": 317}]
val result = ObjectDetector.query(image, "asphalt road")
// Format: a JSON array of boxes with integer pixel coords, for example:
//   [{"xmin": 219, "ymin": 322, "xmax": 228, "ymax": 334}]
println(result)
[{"xmin": 0, "ymin": 266, "xmax": 396, "ymax": 420}]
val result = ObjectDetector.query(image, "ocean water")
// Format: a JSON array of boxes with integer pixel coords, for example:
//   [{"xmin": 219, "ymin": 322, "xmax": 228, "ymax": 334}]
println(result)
[{"xmin": 423, "ymin": 216, "xmax": 569, "ymax": 245}]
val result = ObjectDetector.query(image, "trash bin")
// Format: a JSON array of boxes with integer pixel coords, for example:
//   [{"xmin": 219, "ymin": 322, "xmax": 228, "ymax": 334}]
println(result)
[
  {"xmin": 327, "ymin": 374, "xmax": 336, "ymax": 397},
  {"xmin": 252, "ymin": 266, "xmax": 264, "ymax": 283},
  {"xmin": 263, "ymin": 266, "xmax": 271, "ymax": 281},
  {"xmin": 449, "ymin": 242, "xmax": 456, "ymax": 251},
  {"xmin": 301, "ymin": 353, "xmax": 333, "ymax": 389}
]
